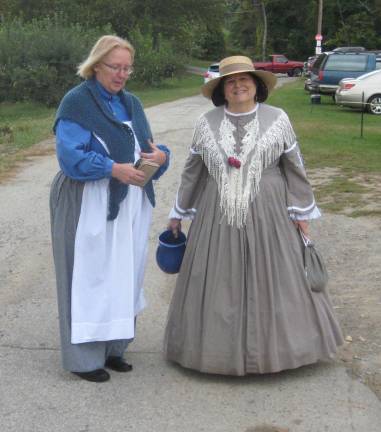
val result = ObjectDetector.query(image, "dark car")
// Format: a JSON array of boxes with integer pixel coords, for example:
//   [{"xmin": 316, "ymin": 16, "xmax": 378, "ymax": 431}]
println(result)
[{"xmin": 308, "ymin": 51, "xmax": 380, "ymax": 95}]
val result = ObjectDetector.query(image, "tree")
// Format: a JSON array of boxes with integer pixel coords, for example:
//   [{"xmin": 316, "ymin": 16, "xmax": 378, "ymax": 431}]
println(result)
[
  {"xmin": 252, "ymin": 0, "xmax": 268, "ymax": 60},
  {"xmin": 322, "ymin": 0, "xmax": 380, "ymax": 49},
  {"xmin": 228, "ymin": 0, "xmax": 258, "ymax": 55},
  {"xmin": 129, "ymin": 0, "xmax": 226, "ymax": 52},
  {"xmin": 0, "ymin": 0, "xmax": 227, "ymax": 55}
]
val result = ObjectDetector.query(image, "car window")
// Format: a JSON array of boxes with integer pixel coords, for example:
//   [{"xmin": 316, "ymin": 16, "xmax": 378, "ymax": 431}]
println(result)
[
  {"xmin": 311, "ymin": 54, "xmax": 326, "ymax": 70},
  {"xmin": 209, "ymin": 65, "xmax": 219, "ymax": 72},
  {"xmin": 376, "ymin": 60, "xmax": 381, "ymax": 70},
  {"xmin": 324, "ymin": 54, "xmax": 368, "ymax": 72},
  {"xmin": 274, "ymin": 56, "xmax": 287, "ymax": 63}
]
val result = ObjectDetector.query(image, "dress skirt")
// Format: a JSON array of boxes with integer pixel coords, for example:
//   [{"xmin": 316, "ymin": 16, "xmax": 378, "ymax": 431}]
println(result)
[
  {"xmin": 50, "ymin": 172, "xmax": 152, "ymax": 372},
  {"xmin": 163, "ymin": 165, "xmax": 343, "ymax": 375}
]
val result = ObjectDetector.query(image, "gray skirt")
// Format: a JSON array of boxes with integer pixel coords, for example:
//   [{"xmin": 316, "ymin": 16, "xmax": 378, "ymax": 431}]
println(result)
[
  {"xmin": 50, "ymin": 172, "xmax": 130, "ymax": 372},
  {"xmin": 164, "ymin": 166, "xmax": 343, "ymax": 375}
]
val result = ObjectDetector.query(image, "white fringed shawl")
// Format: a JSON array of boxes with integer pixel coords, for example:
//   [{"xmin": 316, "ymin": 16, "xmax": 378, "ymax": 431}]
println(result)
[{"xmin": 192, "ymin": 105, "xmax": 297, "ymax": 227}]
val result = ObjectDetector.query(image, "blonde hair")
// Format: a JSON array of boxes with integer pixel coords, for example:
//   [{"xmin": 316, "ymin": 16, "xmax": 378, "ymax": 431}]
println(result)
[{"xmin": 78, "ymin": 35, "xmax": 135, "ymax": 79}]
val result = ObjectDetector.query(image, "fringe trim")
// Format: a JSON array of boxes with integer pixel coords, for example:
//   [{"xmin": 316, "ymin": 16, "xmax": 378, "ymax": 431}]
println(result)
[{"xmin": 193, "ymin": 110, "xmax": 296, "ymax": 228}]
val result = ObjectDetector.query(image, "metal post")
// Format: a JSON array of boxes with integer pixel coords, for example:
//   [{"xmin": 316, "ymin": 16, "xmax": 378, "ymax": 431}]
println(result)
[
  {"xmin": 317, "ymin": 0, "xmax": 323, "ymax": 35},
  {"xmin": 316, "ymin": 0, "xmax": 323, "ymax": 54},
  {"xmin": 360, "ymin": 92, "xmax": 364, "ymax": 138}
]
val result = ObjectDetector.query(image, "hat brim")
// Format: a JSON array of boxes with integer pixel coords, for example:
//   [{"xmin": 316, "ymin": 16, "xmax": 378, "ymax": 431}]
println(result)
[{"xmin": 201, "ymin": 69, "xmax": 277, "ymax": 100}]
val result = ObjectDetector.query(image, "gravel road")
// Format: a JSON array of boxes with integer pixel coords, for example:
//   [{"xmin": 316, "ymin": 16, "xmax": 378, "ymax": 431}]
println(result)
[{"xmin": 0, "ymin": 89, "xmax": 380, "ymax": 431}]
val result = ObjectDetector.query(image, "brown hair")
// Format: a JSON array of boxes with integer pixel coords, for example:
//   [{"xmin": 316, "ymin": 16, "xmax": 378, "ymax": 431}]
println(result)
[{"xmin": 211, "ymin": 73, "xmax": 269, "ymax": 107}]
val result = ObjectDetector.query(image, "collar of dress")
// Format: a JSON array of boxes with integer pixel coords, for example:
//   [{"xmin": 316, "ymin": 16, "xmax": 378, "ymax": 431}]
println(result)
[
  {"xmin": 192, "ymin": 104, "xmax": 297, "ymax": 228},
  {"xmin": 224, "ymin": 104, "xmax": 259, "ymax": 116}
]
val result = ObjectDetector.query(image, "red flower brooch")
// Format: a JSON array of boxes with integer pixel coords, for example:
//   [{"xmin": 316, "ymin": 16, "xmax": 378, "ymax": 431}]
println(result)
[{"xmin": 228, "ymin": 157, "xmax": 241, "ymax": 169}]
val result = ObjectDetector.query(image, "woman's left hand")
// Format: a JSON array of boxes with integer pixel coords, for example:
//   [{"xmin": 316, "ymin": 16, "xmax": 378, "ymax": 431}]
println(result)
[
  {"xmin": 293, "ymin": 220, "xmax": 309, "ymax": 236},
  {"xmin": 140, "ymin": 139, "xmax": 167, "ymax": 166}
]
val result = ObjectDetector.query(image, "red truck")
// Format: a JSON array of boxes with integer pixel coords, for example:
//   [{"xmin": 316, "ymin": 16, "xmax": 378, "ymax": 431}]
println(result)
[{"xmin": 253, "ymin": 55, "xmax": 304, "ymax": 76}]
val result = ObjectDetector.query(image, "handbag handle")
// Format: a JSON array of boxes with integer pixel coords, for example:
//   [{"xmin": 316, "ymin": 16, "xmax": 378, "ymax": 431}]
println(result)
[{"xmin": 298, "ymin": 227, "xmax": 313, "ymax": 247}]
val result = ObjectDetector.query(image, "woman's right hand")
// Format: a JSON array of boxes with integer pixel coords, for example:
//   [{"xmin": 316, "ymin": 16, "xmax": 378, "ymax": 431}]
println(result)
[
  {"xmin": 168, "ymin": 218, "xmax": 182, "ymax": 238},
  {"xmin": 111, "ymin": 162, "xmax": 146, "ymax": 186}
]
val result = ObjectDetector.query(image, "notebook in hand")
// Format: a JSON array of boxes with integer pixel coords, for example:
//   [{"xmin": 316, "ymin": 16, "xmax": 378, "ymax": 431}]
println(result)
[{"xmin": 134, "ymin": 159, "xmax": 160, "ymax": 187}]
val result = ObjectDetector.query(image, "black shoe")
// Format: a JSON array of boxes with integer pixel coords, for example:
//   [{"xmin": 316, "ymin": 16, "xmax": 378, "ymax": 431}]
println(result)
[
  {"xmin": 105, "ymin": 356, "xmax": 133, "ymax": 372},
  {"xmin": 72, "ymin": 368, "xmax": 110, "ymax": 382}
]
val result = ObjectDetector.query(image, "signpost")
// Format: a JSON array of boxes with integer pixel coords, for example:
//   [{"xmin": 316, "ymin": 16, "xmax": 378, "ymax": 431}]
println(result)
[{"xmin": 315, "ymin": 33, "xmax": 323, "ymax": 54}]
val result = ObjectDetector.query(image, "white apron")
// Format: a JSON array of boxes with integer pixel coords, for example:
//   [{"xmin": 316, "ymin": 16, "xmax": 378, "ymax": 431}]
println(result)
[{"xmin": 70, "ymin": 123, "xmax": 152, "ymax": 344}]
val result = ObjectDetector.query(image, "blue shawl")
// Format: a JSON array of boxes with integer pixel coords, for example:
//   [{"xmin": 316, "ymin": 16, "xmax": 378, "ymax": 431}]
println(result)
[{"xmin": 54, "ymin": 78, "xmax": 155, "ymax": 220}]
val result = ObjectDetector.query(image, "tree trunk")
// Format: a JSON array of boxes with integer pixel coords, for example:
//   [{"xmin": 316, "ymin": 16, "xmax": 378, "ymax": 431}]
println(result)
[
  {"xmin": 152, "ymin": 30, "xmax": 160, "ymax": 51},
  {"xmin": 253, "ymin": 0, "xmax": 267, "ymax": 61},
  {"xmin": 261, "ymin": 1, "xmax": 267, "ymax": 61}
]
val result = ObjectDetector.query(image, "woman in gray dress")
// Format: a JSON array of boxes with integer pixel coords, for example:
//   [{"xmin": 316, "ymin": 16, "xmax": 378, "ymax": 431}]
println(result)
[{"xmin": 164, "ymin": 55, "xmax": 343, "ymax": 376}]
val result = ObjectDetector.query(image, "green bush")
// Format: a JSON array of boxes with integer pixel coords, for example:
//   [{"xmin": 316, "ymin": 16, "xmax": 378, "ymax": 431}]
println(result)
[
  {"xmin": 0, "ymin": 16, "xmax": 111, "ymax": 106},
  {"xmin": 130, "ymin": 29, "xmax": 185, "ymax": 86},
  {"xmin": 0, "ymin": 18, "xmax": 187, "ymax": 105},
  {"xmin": 198, "ymin": 26, "xmax": 226, "ymax": 60}
]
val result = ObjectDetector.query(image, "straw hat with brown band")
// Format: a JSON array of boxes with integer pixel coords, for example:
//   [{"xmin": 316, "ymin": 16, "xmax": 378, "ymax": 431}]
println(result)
[{"xmin": 201, "ymin": 55, "xmax": 277, "ymax": 103}]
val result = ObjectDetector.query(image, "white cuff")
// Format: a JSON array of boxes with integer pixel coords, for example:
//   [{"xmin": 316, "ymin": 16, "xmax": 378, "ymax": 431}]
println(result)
[
  {"xmin": 169, "ymin": 207, "xmax": 196, "ymax": 220},
  {"xmin": 289, "ymin": 206, "xmax": 321, "ymax": 220}
]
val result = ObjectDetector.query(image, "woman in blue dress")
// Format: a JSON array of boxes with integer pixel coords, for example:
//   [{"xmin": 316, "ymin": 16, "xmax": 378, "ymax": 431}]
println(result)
[{"xmin": 50, "ymin": 35, "xmax": 170, "ymax": 382}]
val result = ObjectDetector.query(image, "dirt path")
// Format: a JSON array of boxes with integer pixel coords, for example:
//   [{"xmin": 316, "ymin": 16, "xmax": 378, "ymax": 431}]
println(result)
[{"xmin": 308, "ymin": 211, "xmax": 381, "ymax": 398}]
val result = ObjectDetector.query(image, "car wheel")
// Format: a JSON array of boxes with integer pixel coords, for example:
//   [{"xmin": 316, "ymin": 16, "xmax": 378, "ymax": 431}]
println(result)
[
  {"xmin": 287, "ymin": 71, "xmax": 293, "ymax": 77},
  {"xmin": 367, "ymin": 94, "xmax": 381, "ymax": 115},
  {"xmin": 292, "ymin": 68, "xmax": 302, "ymax": 77}
]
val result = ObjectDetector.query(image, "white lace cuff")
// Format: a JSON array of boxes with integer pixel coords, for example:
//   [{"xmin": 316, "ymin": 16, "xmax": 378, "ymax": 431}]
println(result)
[
  {"xmin": 289, "ymin": 206, "xmax": 322, "ymax": 220},
  {"xmin": 168, "ymin": 194, "xmax": 197, "ymax": 220}
]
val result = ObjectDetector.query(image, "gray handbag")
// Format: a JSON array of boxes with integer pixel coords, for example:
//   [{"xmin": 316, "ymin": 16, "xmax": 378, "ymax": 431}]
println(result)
[{"xmin": 299, "ymin": 229, "xmax": 329, "ymax": 292}]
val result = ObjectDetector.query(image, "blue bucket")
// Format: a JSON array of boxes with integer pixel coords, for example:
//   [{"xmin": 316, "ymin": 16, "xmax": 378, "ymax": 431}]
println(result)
[{"xmin": 156, "ymin": 230, "xmax": 186, "ymax": 274}]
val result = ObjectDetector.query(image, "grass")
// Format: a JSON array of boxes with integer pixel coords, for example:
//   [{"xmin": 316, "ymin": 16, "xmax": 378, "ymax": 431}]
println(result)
[
  {"xmin": 268, "ymin": 80, "xmax": 381, "ymax": 173},
  {"xmin": 187, "ymin": 58, "xmax": 216, "ymax": 68},
  {"xmin": 314, "ymin": 176, "xmax": 369, "ymax": 213},
  {"xmin": 267, "ymin": 79, "xmax": 381, "ymax": 216},
  {"xmin": 130, "ymin": 73, "xmax": 202, "ymax": 107},
  {"xmin": 0, "ymin": 102, "xmax": 56, "ymax": 173}
]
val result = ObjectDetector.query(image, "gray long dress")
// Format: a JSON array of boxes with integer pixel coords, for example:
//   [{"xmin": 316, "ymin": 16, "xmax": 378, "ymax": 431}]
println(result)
[
  {"xmin": 163, "ymin": 104, "xmax": 343, "ymax": 376},
  {"xmin": 50, "ymin": 174, "xmax": 131, "ymax": 372}
]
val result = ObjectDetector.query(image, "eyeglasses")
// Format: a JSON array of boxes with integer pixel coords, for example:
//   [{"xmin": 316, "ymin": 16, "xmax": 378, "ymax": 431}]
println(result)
[
  {"xmin": 224, "ymin": 76, "xmax": 253, "ymax": 87},
  {"xmin": 102, "ymin": 62, "xmax": 134, "ymax": 75}
]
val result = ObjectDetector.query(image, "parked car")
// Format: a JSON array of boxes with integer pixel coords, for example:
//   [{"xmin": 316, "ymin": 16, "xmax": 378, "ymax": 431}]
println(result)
[
  {"xmin": 308, "ymin": 51, "xmax": 381, "ymax": 95},
  {"xmin": 335, "ymin": 69, "xmax": 381, "ymax": 115},
  {"xmin": 303, "ymin": 55, "xmax": 318, "ymax": 77},
  {"xmin": 204, "ymin": 63, "xmax": 219, "ymax": 83},
  {"xmin": 332, "ymin": 46, "xmax": 366, "ymax": 53},
  {"xmin": 254, "ymin": 55, "xmax": 304, "ymax": 76}
]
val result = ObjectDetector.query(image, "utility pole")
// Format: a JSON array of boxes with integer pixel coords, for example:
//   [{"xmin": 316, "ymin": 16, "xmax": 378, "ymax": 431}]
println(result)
[{"xmin": 315, "ymin": 0, "xmax": 323, "ymax": 54}]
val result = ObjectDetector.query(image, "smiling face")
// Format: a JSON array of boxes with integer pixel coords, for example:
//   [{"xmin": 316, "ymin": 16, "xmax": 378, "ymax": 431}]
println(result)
[
  {"xmin": 223, "ymin": 72, "xmax": 257, "ymax": 112},
  {"xmin": 93, "ymin": 47, "xmax": 133, "ymax": 94}
]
